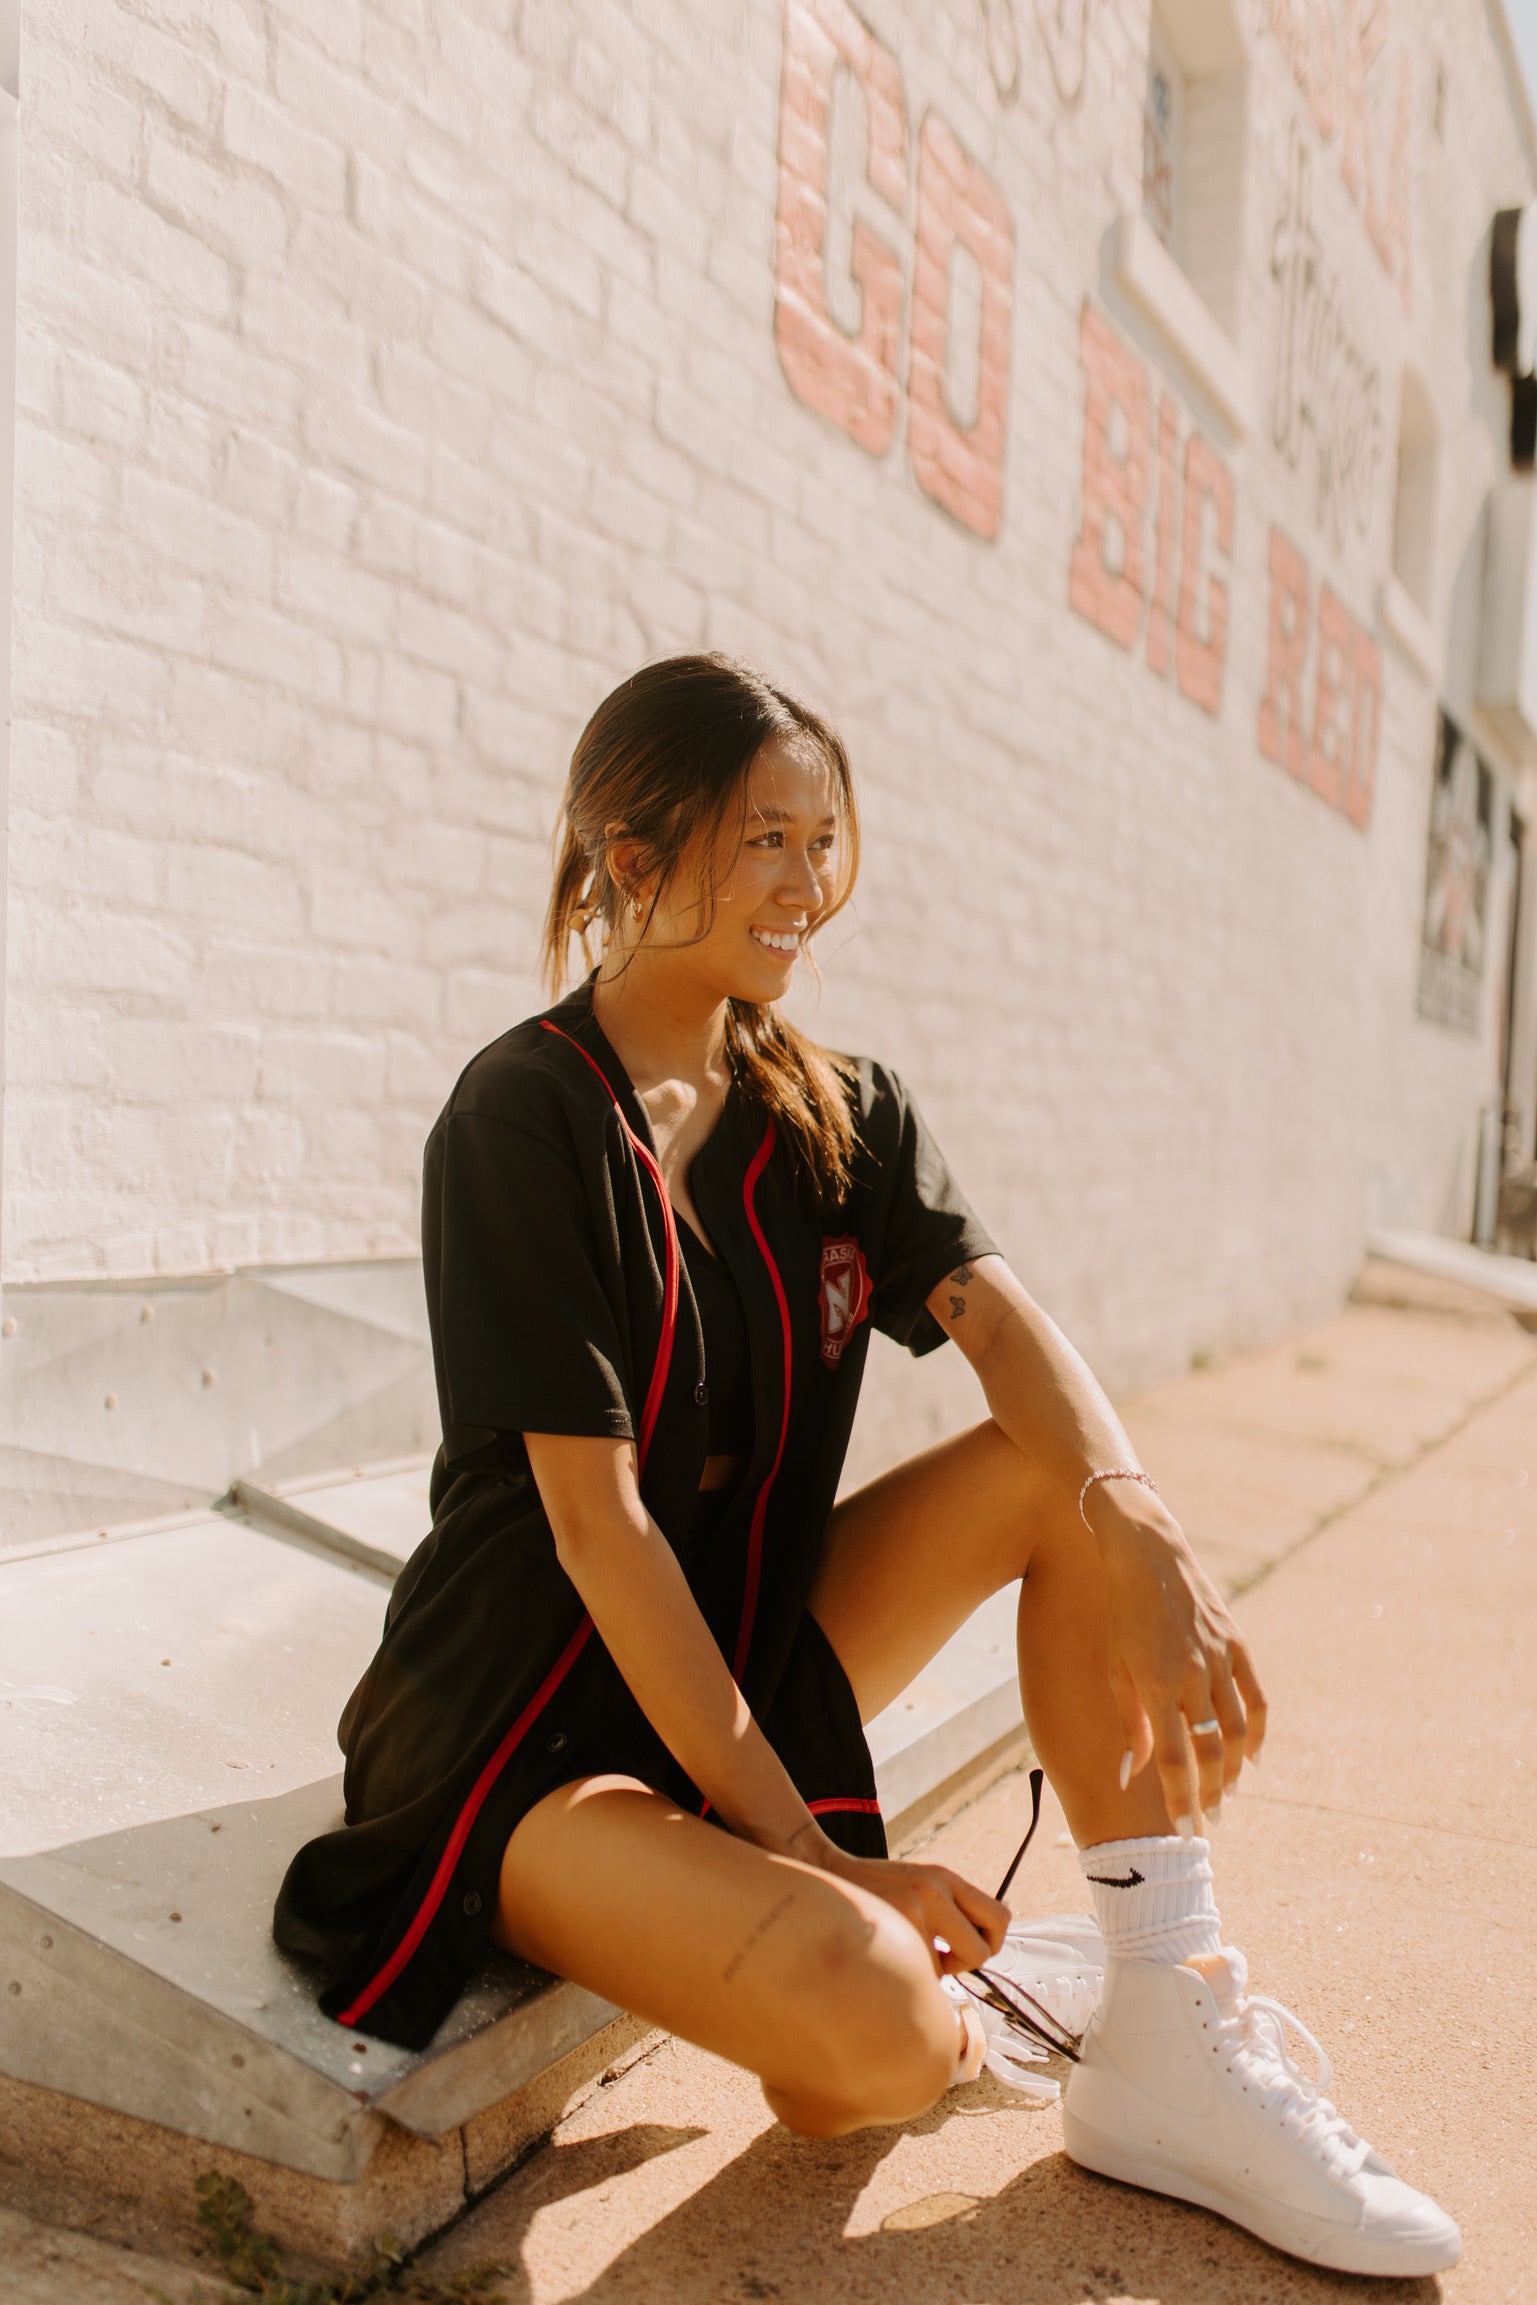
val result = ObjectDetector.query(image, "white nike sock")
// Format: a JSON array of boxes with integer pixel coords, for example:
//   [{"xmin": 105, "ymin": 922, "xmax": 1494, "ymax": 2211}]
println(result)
[{"xmin": 1077, "ymin": 1835, "xmax": 1222, "ymax": 1965}]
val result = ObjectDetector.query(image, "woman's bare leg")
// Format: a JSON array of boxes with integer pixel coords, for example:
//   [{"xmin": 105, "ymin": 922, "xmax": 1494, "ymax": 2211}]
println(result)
[
  {"xmin": 494, "ymin": 1773, "xmax": 964, "ymax": 2135},
  {"xmin": 810, "ymin": 1418, "xmax": 1175, "ymax": 1848},
  {"xmin": 496, "ymin": 1426, "xmax": 1179, "ymax": 2131}
]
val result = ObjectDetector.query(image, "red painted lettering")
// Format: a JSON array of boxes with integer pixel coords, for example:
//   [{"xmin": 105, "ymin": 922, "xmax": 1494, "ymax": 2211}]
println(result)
[
  {"xmin": 1346, "ymin": 625, "xmax": 1382, "ymax": 829},
  {"xmin": 773, "ymin": 0, "xmax": 907, "ymax": 456},
  {"xmin": 1274, "ymin": 0, "xmax": 1339, "ymax": 140},
  {"xmin": 1303, "ymin": 0, "xmax": 1340, "ymax": 140},
  {"xmin": 1339, "ymin": 0, "xmax": 1386, "ymax": 206},
  {"xmin": 1144, "ymin": 395, "xmax": 1180, "ymax": 678},
  {"xmin": 1309, "ymin": 582, "xmax": 1354, "ymax": 807},
  {"xmin": 907, "ymin": 112, "xmax": 1015, "ymax": 539},
  {"xmin": 1279, "ymin": 0, "xmax": 1409, "ymax": 310},
  {"xmin": 1068, "ymin": 303, "xmax": 1150, "ymax": 649},
  {"xmin": 1257, "ymin": 527, "xmax": 1311, "ymax": 781},
  {"xmin": 1269, "ymin": 0, "xmax": 1302, "ymax": 73},
  {"xmin": 1174, "ymin": 434, "xmax": 1234, "ymax": 717},
  {"xmin": 1258, "ymin": 530, "xmax": 1378, "ymax": 832},
  {"xmin": 1371, "ymin": 48, "xmax": 1412, "ymax": 313}
]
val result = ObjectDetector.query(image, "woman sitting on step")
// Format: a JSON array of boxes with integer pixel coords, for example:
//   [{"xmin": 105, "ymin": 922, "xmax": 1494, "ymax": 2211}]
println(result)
[{"xmin": 275, "ymin": 654, "xmax": 1459, "ymax": 2281}]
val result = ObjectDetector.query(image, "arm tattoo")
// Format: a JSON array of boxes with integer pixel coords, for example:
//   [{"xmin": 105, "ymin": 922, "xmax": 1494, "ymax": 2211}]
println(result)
[
  {"xmin": 721, "ymin": 1890, "xmax": 798, "ymax": 1985},
  {"xmin": 944, "ymin": 1263, "xmax": 974, "ymax": 1320}
]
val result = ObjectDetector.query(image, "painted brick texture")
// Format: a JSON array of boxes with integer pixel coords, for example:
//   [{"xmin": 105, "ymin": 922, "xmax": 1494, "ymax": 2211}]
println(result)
[{"xmin": 4, "ymin": 0, "xmax": 1534, "ymax": 1414}]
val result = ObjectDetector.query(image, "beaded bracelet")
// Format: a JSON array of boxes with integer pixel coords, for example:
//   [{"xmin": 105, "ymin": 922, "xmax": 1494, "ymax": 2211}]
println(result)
[{"xmin": 1077, "ymin": 1466, "xmax": 1160, "ymax": 1531}]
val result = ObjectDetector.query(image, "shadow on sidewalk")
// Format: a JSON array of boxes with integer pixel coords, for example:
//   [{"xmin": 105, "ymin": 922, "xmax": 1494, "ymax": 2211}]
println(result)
[{"xmin": 443, "ymin": 2080, "xmax": 1446, "ymax": 2305}]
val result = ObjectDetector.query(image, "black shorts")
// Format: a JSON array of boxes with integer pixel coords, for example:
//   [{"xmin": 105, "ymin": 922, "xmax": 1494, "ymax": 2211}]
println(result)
[
  {"xmin": 275, "ymin": 1483, "xmax": 885, "ymax": 2049},
  {"xmin": 536, "ymin": 1601, "xmax": 883, "ymax": 1830}
]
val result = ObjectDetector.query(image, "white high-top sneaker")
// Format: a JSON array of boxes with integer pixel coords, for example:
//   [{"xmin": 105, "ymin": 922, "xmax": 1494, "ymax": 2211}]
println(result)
[{"xmin": 1062, "ymin": 1949, "xmax": 1461, "ymax": 2276}]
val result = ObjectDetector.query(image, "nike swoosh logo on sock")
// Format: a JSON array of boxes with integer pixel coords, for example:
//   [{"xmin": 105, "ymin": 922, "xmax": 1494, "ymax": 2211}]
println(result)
[{"xmin": 1086, "ymin": 1868, "xmax": 1144, "ymax": 1888}]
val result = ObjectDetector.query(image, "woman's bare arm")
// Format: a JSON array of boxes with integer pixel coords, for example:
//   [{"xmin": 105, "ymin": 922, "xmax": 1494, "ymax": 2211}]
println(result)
[
  {"xmin": 523, "ymin": 1430, "xmax": 1007, "ymax": 1971},
  {"xmin": 926, "ymin": 1256, "xmax": 1266, "ymax": 1823},
  {"xmin": 525, "ymin": 1430, "xmax": 816, "ymax": 1856}
]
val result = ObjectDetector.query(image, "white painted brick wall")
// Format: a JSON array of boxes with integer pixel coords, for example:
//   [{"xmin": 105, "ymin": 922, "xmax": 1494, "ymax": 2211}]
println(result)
[{"xmin": 3, "ymin": 0, "xmax": 1533, "ymax": 1436}]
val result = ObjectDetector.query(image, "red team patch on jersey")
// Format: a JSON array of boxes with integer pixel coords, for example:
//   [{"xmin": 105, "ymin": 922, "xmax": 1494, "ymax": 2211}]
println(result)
[{"xmin": 818, "ymin": 1236, "xmax": 872, "ymax": 1367}]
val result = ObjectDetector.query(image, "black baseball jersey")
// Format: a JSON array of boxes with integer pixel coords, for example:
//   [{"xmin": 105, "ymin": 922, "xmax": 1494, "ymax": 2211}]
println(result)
[{"xmin": 273, "ymin": 981, "xmax": 997, "ymax": 2048}]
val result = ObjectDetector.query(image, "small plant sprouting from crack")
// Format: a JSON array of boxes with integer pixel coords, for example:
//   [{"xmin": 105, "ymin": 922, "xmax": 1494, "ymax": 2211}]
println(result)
[{"xmin": 149, "ymin": 2174, "xmax": 510, "ymax": 2305}]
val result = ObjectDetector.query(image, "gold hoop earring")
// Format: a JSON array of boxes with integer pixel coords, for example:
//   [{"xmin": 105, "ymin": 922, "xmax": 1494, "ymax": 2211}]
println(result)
[{"xmin": 630, "ymin": 897, "xmax": 644, "ymax": 923}]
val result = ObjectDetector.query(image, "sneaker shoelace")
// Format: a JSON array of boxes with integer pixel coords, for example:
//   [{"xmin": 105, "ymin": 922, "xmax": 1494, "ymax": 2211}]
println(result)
[
  {"xmin": 944, "ymin": 1921, "xmax": 1104, "ymax": 2101},
  {"xmin": 942, "ymin": 1975, "xmax": 1063, "ymax": 2100},
  {"xmin": 1212, "ymin": 1955, "xmax": 1373, "ymax": 2183},
  {"xmin": 989, "ymin": 1933, "xmax": 1103, "ymax": 2038}
]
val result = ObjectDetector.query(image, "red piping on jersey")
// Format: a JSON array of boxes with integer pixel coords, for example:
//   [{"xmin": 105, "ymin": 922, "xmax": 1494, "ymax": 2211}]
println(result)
[
  {"xmin": 335, "ymin": 1616, "xmax": 594, "ymax": 2027},
  {"xmin": 733, "ymin": 1121, "xmax": 792, "ymax": 1683},
  {"xmin": 334, "ymin": 1021, "xmax": 680, "ymax": 2031},
  {"xmin": 538, "ymin": 1020, "xmax": 680, "ymax": 1468},
  {"xmin": 703, "ymin": 1792, "xmax": 881, "ymax": 1825}
]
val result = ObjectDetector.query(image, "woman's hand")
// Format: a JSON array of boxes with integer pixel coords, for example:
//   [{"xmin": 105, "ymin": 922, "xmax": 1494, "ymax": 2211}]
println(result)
[
  {"xmin": 1088, "ymin": 1486, "xmax": 1268, "ymax": 1828},
  {"xmin": 807, "ymin": 1840, "xmax": 1009, "ymax": 1975}
]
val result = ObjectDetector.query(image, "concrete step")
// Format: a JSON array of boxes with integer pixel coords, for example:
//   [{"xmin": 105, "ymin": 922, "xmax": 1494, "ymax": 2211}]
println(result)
[
  {"xmin": 0, "ymin": 1512, "xmax": 626, "ymax": 2184},
  {"xmin": 0, "ymin": 1483, "xmax": 1025, "ymax": 2259},
  {"xmin": 865, "ymin": 1583, "xmax": 1021, "ymax": 1821},
  {"xmin": 0, "ymin": 1782, "xmax": 607, "ymax": 2182}
]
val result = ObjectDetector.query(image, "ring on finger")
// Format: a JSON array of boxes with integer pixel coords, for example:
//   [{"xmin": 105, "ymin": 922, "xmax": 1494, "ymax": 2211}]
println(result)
[{"xmin": 1189, "ymin": 1718, "xmax": 1222, "ymax": 1738}]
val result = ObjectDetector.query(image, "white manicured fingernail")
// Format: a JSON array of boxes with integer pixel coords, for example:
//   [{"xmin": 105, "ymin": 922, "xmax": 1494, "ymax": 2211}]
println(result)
[
  {"xmin": 1118, "ymin": 1750, "xmax": 1133, "ymax": 1792},
  {"xmin": 1205, "ymin": 1801, "xmax": 1222, "ymax": 1829},
  {"xmin": 1174, "ymin": 1813, "xmax": 1195, "ymax": 1840}
]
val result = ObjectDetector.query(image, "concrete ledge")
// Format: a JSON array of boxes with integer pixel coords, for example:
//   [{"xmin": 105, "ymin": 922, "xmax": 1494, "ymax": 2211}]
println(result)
[
  {"xmin": 0, "ymin": 2015, "xmax": 655, "ymax": 2272},
  {"xmin": 887, "ymin": 1723, "xmax": 1032, "ymax": 1852},
  {"xmin": 867, "ymin": 1583, "xmax": 1021, "ymax": 1821},
  {"xmin": 0, "ymin": 1595, "xmax": 1026, "ymax": 2165},
  {"xmin": 1366, "ymin": 1228, "xmax": 1537, "ymax": 1316},
  {"xmin": 0, "ymin": 1486, "xmax": 1032, "ymax": 2270},
  {"xmin": 0, "ymin": 1777, "xmax": 635, "ymax": 2179}
]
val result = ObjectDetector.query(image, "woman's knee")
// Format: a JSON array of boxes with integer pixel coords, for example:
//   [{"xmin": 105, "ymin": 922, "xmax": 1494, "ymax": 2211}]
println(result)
[{"xmin": 778, "ymin": 1900, "xmax": 958, "ymax": 2129}]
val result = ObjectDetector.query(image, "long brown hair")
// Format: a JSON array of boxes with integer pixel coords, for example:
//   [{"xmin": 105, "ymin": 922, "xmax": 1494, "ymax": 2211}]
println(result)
[{"xmin": 542, "ymin": 654, "xmax": 861, "ymax": 1202}]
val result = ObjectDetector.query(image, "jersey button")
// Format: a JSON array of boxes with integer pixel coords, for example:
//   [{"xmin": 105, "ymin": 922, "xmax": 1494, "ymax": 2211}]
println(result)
[
  {"xmin": 462, "ymin": 1891, "xmax": 482, "ymax": 1917},
  {"xmin": 546, "ymin": 1731, "xmax": 568, "ymax": 1753},
  {"xmin": 694, "ymin": 1380, "xmax": 709, "ymax": 1406}
]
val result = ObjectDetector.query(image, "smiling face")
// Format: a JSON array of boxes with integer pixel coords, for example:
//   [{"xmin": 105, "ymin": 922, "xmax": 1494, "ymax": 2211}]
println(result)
[{"xmin": 607, "ymin": 735, "xmax": 848, "ymax": 1007}]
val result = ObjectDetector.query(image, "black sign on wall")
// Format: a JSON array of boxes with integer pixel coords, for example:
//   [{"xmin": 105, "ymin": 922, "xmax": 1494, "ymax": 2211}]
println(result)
[
  {"xmin": 1419, "ymin": 707, "xmax": 1493, "ymax": 1035},
  {"xmin": 1491, "ymin": 204, "xmax": 1537, "ymax": 468}
]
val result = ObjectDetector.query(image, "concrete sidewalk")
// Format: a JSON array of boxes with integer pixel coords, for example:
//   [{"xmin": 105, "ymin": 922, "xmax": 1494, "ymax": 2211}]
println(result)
[{"xmin": 3, "ymin": 1264, "xmax": 1534, "ymax": 2301}]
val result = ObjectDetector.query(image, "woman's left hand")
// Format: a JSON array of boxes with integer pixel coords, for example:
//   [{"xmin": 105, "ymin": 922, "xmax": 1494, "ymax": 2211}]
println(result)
[
  {"xmin": 1087, "ymin": 1487, "xmax": 1267, "ymax": 1829},
  {"xmin": 813, "ymin": 1845, "xmax": 1009, "ymax": 1976}
]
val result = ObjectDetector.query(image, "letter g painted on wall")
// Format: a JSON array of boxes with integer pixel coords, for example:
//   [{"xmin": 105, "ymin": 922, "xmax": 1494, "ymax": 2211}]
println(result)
[
  {"xmin": 773, "ymin": 0, "xmax": 1016, "ymax": 539},
  {"xmin": 774, "ymin": 0, "xmax": 908, "ymax": 457}
]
